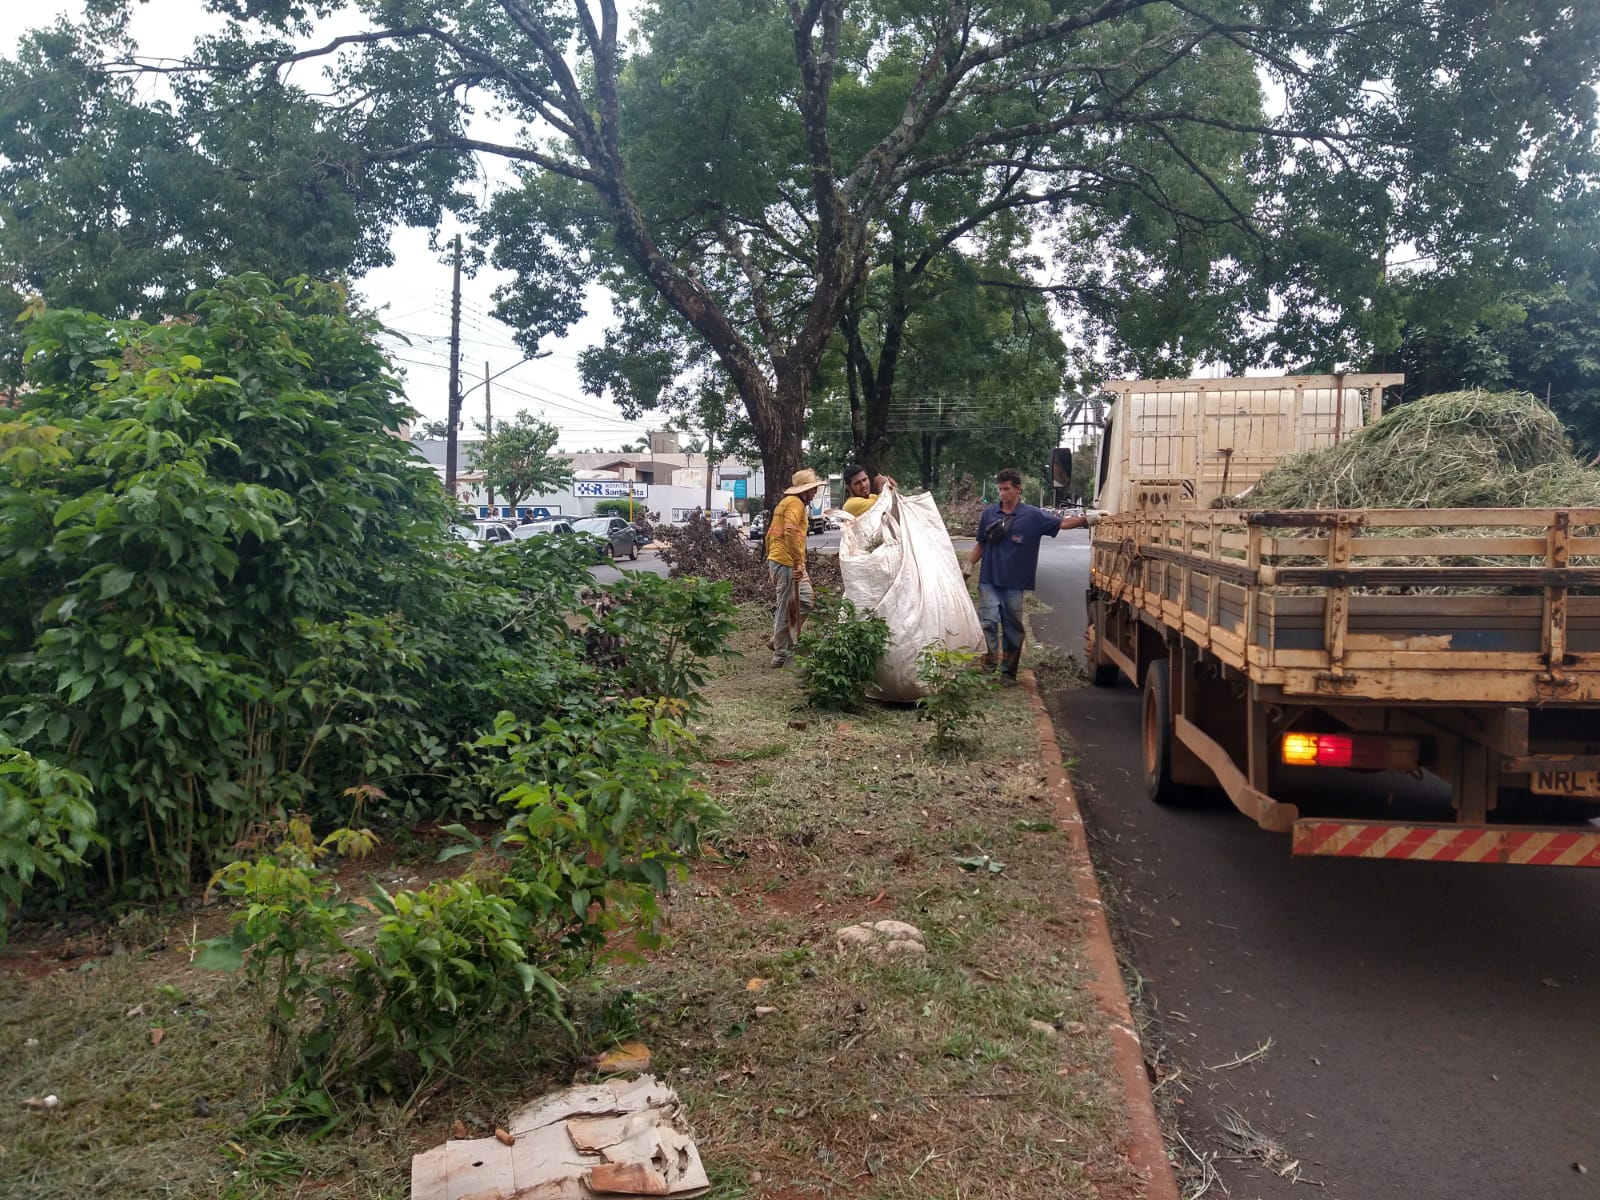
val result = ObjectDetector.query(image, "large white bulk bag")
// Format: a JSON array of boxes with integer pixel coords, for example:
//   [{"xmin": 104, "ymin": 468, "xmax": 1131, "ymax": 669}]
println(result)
[{"xmin": 837, "ymin": 490, "xmax": 985, "ymax": 701}]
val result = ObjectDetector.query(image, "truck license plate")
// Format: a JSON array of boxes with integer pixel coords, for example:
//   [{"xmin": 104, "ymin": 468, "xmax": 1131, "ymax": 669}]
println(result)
[{"xmin": 1533, "ymin": 770, "xmax": 1600, "ymax": 798}]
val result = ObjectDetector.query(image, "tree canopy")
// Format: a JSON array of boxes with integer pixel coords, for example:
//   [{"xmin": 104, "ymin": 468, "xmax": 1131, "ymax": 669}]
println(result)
[
  {"xmin": 0, "ymin": 16, "xmax": 470, "ymax": 388},
  {"xmin": 468, "ymin": 410, "xmax": 571, "ymax": 507},
  {"xmin": 9, "ymin": 1, "xmax": 1599, "ymax": 484}
]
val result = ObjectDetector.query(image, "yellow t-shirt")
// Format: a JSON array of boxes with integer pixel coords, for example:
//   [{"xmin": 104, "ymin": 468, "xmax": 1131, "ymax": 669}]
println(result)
[
  {"xmin": 765, "ymin": 495, "xmax": 809, "ymax": 568},
  {"xmin": 841, "ymin": 494, "xmax": 877, "ymax": 517}
]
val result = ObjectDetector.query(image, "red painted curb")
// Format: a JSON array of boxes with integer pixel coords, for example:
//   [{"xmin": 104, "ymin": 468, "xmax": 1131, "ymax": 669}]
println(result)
[{"xmin": 1020, "ymin": 669, "xmax": 1180, "ymax": 1200}]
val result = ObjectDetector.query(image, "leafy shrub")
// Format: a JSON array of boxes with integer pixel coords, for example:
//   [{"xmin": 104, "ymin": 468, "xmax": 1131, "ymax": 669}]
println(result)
[
  {"xmin": 916, "ymin": 643, "xmax": 991, "ymax": 750},
  {"xmin": 585, "ymin": 573, "xmax": 738, "ymax": 701},
  {"xmin": 0, "ymin": 282, "xmax": 573, "ymax": 891},
  {"xmin": 473, "ymin": 698, "xmax": 721, "ymax": 959},
  {"xmin": 592, "ymin": 498, "xmax": 646, "ymax": 521},
  {"xmin": 0, "ymin": 741, "xmax": 101, "ymax": 938},
  {"xmin": 0, "ymin": 277, "xmax": 465, "ymax": 893},
  {"xmin": 200, "ymin": 700, "xmax": 720, "ymax": 1108},
  {"xmin": 0, "ymin": 278, "xmax": 737, "ymax": 901},
  {"xmin": 797, "ymin": 598, "xmax": 890, "ymax": 710}
]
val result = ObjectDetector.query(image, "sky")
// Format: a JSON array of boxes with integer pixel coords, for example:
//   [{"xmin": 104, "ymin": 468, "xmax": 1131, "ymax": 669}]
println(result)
[{"xmin": 2, "ymin": 2, "xmax": 659, "ymax": 452}]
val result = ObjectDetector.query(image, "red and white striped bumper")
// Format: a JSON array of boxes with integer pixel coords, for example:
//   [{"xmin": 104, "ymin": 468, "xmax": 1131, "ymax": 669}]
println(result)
[{"xmin": 1292, "ymin": 821, "xmax": 1600, "ymax": 867}]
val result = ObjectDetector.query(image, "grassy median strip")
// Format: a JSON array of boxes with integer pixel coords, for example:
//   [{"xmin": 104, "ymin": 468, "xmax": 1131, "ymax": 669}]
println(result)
[{"xmin": 0, "ymin": 606, "xmax": 1134, "ymax": 1199}]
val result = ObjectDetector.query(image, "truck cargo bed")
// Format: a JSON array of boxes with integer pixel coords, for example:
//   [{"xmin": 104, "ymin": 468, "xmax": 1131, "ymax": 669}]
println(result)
[{"xmin": 1091, "ymin": 507, "xmax": 1600, "ymax": 704}]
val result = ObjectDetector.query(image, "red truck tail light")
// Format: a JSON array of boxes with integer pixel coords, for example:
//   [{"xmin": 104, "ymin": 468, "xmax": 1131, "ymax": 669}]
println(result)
[{"xmin": 1282, "ymin": 732, "xmax": 1420, "ymax": 771}]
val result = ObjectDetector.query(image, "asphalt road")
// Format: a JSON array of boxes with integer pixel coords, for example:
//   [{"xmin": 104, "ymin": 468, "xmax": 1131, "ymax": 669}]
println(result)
[{"xmin": 1029, "ymin": 531, "xmax": 1600, "ymax": 1200}]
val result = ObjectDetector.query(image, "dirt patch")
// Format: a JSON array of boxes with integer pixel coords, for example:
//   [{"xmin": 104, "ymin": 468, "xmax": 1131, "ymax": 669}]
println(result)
[{"xmin": 587, "ymin": 620, "xmax": 1142, "ymax": 1198}]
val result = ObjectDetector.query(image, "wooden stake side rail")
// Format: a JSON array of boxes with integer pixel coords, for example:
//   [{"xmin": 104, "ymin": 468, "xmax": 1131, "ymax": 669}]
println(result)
[{"xmin": 1091, "ymin": 509, "xmax": 1600, "ymax": 703}]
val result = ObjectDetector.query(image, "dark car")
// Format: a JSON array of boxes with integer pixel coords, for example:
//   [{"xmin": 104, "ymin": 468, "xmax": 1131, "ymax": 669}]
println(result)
[
  {"xmin": 808, "ymin": 513, "xmax": 827, "ymax": 536},
  {"xmin": 573, "ymin": 515, "xmax": 640, "ymax": 561}
]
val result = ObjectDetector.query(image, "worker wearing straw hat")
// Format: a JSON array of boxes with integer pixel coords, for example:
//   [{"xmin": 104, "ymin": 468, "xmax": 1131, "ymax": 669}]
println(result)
[{"xmin": 765, "ymin": 468, "xmax": 824, "ymax": 667}]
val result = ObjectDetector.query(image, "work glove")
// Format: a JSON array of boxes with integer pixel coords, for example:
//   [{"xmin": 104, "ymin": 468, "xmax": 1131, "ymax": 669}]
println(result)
[{"xmin": 1084, "ymin": 509, "xmax": 1105, "ymax": 528}]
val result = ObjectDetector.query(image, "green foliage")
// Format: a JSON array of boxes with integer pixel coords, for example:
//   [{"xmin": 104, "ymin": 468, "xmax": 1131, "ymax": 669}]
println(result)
[
  {"xmin": 0, "ymin": 19, "xmax": 467, "ymax": 390},
  {"xmin": 1388, "ymin": 279, "xmax": 1600, "ymax": 457},
  {"xmin": 585, "ymin": 573, "xmax": 738, "ymax": 702},
  {"xmin": 592, "ymin": 498, "xmax": 637, "ymax": 519},
  {"xmin": 0, "ymin": 277, "xmax": 736, "ymax": 900},
  {"xmin": 916, "ymin": 644, "xmax": 991, "ymax": 752},
  {"xmin": 200, "ymin": 700, "xmax": 720, "ymax": 1109},
  {"xmin": 1070, "ymin": 439, "xmax": 1100, "ymax": 505},
  {"xmin": 797, "ymin": 598, "xmax": 890, "ymax": 712},
  {"xmin": 477, "ymin": 698, "xmax": 722, "ymax": 959},
  {"xmin": 0, "ymin": 740, "xmax": 101, "ymax": 938},
  {"xmin": 467, "ymin": 410, "xmax": 571, "ymax": 509}
]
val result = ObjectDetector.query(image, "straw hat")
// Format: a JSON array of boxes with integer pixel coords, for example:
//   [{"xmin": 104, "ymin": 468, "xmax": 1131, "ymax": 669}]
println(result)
[{"xmin": 783, "ymin": 468, "xmax": 825, "ymax": 495}]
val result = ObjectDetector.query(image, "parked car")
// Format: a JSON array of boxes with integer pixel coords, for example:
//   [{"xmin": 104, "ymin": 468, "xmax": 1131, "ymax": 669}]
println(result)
[
  {"xmin": 573, "ymin": 515, "xmax": 640, "ymax": 561},
  {"xmin": 449, "ymin": 524, "xmax": 482, "ymax": 549},
  {"xmin": 808, "ymin": 513, "xmax": 827, "ymax": 536},
  {"xmin": 512, "ymin": 518, "xmax": 574, "ymax": 540},
  {"xmin": 473, "ymin": 521, "xmax": 515, "ymax": 545}
]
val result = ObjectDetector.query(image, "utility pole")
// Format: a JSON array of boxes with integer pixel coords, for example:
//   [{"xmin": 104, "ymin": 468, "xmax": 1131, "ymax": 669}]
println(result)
[
  {"xmin": 483, "ymin": 360, "xmax": 494, "ymax": 510},
  {"xmin": 444, "ymin": 234, "xmax": 464, "ymax": 501},
  {"xmin": 704, "ymin": 426, "xmax": 716, "ymax": 517}
]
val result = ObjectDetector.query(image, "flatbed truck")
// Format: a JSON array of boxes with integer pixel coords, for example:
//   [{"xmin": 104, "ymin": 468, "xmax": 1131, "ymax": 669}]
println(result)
[{"xmin": 1085, "ymin": 375, "xmax": 1600, "ymax": 866}]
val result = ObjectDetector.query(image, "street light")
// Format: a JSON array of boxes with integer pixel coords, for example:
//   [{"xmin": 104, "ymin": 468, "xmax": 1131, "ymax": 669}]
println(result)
[{"xmin": 446, "ymin": 351, "xmax": 551, "ymax": 503}]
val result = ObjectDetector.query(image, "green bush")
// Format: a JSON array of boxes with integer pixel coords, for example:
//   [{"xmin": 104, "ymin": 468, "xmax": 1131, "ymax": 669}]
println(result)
[
  {"xmin": 592, "ymin": 498, "xmax": 641, "ymax": 520},
  {"xmin": 797, "ymin": 597, "xmax": 891, "ymax": 710},
  {"xmin": 585, "ymin": 572, "xmax": 738, "ymax": 702},
  {"xmin": 915, "ymin": 642, "xmax": 991, "ymax": 750},
  {"xmin": 0, "ymin": 740, "xmax": 101, "ymax": 938},
  {"xmin": 199, "ymin": 699, "xmax": 720, "ymax": 1108},
  {"xmin": 0, "ymin": 277, "xmax": 735, "ymax": 900}
]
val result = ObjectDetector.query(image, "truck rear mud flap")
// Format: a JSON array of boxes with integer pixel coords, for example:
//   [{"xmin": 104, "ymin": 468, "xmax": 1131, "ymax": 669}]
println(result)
[{"xmin": 1292, "ymin": 820, "xmax": 1600, "ymax": 866}]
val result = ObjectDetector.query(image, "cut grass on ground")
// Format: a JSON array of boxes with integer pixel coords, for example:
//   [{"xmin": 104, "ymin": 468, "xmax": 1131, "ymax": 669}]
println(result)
[{"xmin": 1, "ymin": 605, "xmax": 1138, "ymax": 1199}]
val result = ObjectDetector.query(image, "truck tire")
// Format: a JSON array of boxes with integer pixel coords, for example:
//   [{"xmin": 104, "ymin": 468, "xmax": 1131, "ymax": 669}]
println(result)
[
  {"xmin": 1142, "ymin": 659, "xmax": 1204, "ymax": 806},
  {"xmin": 1087, "ymin": 595, "xmax": 1121, "ymax": 688}
]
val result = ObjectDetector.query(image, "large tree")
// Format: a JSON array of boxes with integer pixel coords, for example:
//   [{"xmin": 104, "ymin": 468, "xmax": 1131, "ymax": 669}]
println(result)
[
  {"xmin": 0, "ymin": 17, "xmax": 469, "ymax": 389},
  {"xmin": 32, "ymin": 1, "xmax": 1600, "ymax": 490}
]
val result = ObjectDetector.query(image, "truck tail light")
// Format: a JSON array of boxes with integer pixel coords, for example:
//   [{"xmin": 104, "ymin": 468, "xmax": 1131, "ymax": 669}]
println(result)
[{"xmin": 1281, "ymin": 732, "xmax": 1420, "ymax": 771}]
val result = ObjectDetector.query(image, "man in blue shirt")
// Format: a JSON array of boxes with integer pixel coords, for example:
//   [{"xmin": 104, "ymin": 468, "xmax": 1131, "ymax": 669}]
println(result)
[{"xmin": 962, "ymin": 468, "xmax": 1098, "ymax": 680}]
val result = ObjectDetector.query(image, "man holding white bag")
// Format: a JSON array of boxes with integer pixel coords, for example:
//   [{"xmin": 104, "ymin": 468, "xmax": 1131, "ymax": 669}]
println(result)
[{"xmin": 962, "ymin": 468, "xmax": 1099, "ymax": 681}]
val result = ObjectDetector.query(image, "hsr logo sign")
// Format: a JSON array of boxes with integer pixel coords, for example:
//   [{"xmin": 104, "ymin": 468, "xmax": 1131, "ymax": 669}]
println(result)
[{"xmin": 573, "ymin": 481, "xmax": 649, "ymax": 498}]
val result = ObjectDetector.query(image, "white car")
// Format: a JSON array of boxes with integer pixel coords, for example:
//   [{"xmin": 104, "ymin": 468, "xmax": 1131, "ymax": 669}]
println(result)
[
  {"xmin": 513, "ymin": 519, "xmax": 574, "ymax": 540},
  {"xmin": 449, "ymin": 522, "xmax": 514, "ymax": 548},
  {"xmin": 474, "ymin": 521, "xmax": 515, "ymax": 543}
]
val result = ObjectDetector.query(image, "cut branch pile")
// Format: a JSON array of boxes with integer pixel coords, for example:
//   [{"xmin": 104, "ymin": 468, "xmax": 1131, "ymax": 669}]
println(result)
[
  {"xmin": 1217, "ymin": 390, "xmax": 1600, "ymax": 592},
  {"xmin": 1224, "ymin": 389, "xmax": 1600, "ymax": 511}
]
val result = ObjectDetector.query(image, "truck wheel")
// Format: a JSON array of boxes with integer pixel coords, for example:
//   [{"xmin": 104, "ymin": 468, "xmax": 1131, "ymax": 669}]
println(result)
[
  {"xmin": 1087, "ymin": 595, "xmax": 1121, "ymax": 688},
  {"xmin": 1142, "ymin": 660, "xmax": 1204, "ymax": 806}
]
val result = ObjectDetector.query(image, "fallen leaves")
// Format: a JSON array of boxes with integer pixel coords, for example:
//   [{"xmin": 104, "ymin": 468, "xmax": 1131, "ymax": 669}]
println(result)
[
  {"xmin": 953, "ymin": 854, "xmax": 1006, "ymax": 875},
  {"xmin": 596, "ymin": 1040, "xmax": 653, "ymax": 1074}
]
